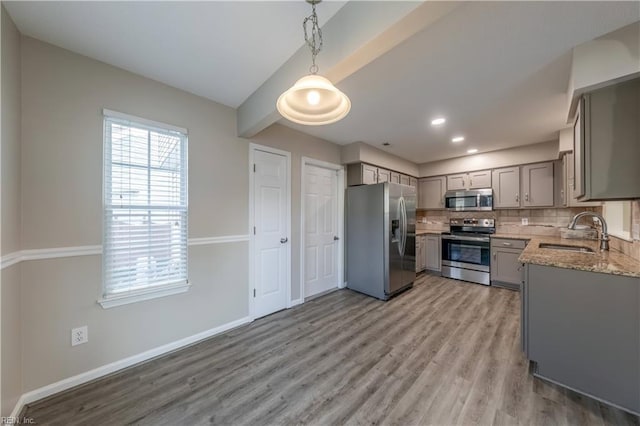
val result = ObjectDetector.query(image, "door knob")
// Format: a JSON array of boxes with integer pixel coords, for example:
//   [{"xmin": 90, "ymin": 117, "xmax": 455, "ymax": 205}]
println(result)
[
  {"xmin": 334, "ymin": 236, "xmax": 340, "ymax": 241},
  {"xmin": 280, "ymin": 237, "xmax": 288, "ymax": 244}
]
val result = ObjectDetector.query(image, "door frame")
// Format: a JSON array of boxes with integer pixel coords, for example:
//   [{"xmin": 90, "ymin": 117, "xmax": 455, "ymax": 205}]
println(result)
[
  {"xmin": 248, "ymin": 143, "xmax": 292, "ymax": 320},
  {"xmin": 300, "ymin": 157, "xmax": 345, "ymax": 303}
]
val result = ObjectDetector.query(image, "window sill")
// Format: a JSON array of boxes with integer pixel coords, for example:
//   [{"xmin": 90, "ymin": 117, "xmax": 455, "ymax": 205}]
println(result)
[
  {"xmin": 609, "ymin": 232, "xmax": 633, "ymax": 243},
  {"xmin": 98, "ymin": 281, "xmax": 190, "ymax": 309}
]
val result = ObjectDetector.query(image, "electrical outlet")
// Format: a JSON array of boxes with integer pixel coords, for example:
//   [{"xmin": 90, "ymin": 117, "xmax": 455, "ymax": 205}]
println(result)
[
  {"xmin": 521, "ymin": 217, "xmax": 528, "ymax": 226},
  {"xmin": 71, "ymin": 326, "xmax": 88, "ymax": 346}
]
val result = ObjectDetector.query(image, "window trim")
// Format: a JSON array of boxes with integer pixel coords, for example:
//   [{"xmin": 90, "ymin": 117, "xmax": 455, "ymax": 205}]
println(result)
[
  {"xmin": 603, "ymin": 201, "xmax": 633, "ymax": 242},
  {"xmin": 101, "ymin": 109, "xmax": 189, "ymax": 309},
  {"xmin": 98, "ymin": 281, "xmax": 191, "ymax": 309}
]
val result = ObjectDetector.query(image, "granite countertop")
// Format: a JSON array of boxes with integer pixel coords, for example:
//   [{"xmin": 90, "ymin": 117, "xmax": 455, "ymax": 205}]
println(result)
[
  {"xmin": 416, "ymin": 230, "xmax": 445, "ymax": 235},
  {"xmin": 518, "ymin": 236, "xmax": 640, "ymax": 278},
  {"xmin": 491, "ymin": 233, "xmax": 537, "ymax": 240}
]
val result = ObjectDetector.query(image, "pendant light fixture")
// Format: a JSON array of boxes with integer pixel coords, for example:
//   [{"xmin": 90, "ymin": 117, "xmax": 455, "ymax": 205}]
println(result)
[{"xmin": 277, "ymin": 0, "xmax": 351, "ymax": 126}]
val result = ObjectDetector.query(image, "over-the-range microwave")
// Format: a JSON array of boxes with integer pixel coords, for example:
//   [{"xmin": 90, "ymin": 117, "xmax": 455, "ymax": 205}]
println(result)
[{"xmin": 444, "ymin": 188, "xmax": 493, "ymax": 211}]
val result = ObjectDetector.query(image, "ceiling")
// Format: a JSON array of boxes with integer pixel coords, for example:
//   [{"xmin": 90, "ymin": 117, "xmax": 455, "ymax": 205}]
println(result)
[
  {"xmin": 4, "ymin": 1, "xmax": 346, "ymax": 108},
  {"xmin": 5, "ymin": 1, "xmax": 639, "ymax": 164}
]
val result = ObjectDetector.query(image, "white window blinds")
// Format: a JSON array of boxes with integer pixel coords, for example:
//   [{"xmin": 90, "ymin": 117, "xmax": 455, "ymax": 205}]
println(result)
[{"xmin": 103, "ymin": 111, "xmax": 188, "ymax": 300}]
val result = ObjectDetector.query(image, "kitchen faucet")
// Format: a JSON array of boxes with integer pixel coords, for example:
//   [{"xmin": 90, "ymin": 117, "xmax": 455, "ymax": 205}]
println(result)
[{"xmin": 568, "ymin": 211, "xmax": 609, "ymax": 251}]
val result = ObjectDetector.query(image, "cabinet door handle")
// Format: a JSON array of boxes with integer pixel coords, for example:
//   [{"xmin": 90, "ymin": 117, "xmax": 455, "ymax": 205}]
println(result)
[
  {"xmin": 469, "ymin": 179, "xmax": 472, "ymax": 187},
  {"xmin": 493, "ymin": 252, "xmax": 496, "ymax": 260},
  {"xmin": 502, "ymin": 242, "xmax": 512, "ymax": 246}
]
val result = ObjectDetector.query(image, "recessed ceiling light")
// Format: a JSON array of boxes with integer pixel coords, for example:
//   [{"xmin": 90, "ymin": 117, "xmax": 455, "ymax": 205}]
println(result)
[
  {"xmin": 431, "ymin": 117, "xmax": 446, "ymax": 126},
  {"xmin": 467, "ymin": 148, "xmax": 478, "ymax": 154},
  {"xmin": 452, "ymin": 136, "xmax": 465, "ymax": 143}
]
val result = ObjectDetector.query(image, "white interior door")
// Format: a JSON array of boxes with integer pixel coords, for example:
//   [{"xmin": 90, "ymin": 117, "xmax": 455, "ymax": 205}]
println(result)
[
  {"xmin": 253, "ymin": 149, "xmax": 289, "ymax": 318},
  {"xmin": 304, "ymin": 164, "xmax": 339, "ymax": 298}
]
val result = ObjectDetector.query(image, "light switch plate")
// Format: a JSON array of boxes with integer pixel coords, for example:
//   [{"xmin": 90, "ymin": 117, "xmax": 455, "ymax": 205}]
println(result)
[{"xmin": 521, "ymin": 218, "xmax": 528, "ymax": 226}]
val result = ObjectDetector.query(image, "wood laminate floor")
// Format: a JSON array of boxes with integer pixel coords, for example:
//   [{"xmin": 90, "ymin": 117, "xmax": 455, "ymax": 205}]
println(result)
[{"xmin": 24, "ymin": 275, "xmax": 640, "ymax": 425}]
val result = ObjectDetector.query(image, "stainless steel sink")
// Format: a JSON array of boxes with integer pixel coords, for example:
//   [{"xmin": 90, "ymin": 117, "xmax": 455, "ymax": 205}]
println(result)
[{"xmin": 538, "ymin": 243, "xmax": 595, "ymax": 253}]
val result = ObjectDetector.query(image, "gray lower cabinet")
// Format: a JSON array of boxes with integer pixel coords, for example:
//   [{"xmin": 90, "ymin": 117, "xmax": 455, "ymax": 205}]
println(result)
[
  {"xmin": 415, "ymin": 236, "xmax": 426, "ymax": 272},
  {"xmin": 490, "ymin": 238, "xmax": 526, "ymax": 290},
  {"xmin": 425, "ymin": 234, "xmax": 441, "ymax": 272},
  {"xmin": 523, "ymin": 264, "xmax": 640, "ymax": 415}
]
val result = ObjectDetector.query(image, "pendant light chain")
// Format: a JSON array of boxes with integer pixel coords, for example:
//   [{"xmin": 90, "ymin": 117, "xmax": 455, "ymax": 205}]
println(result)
[
  {"xmin": 303, "ymin": 1, "xmax": 323, "ymax": 75},
  {"xmin": 276, "ymin": 0, "xmax": 350, "ymax": 126}
]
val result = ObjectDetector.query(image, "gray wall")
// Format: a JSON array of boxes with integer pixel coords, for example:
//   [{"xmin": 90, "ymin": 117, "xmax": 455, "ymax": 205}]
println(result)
[
  {"xmin": 1, "ymin": 6, "xmax": 23, "ymax": 416},
  {"xmin": 418, "ymin": 140, "xmax": 560, "ymax": 177},
  {"xmin": 341, "ymin": 141, "xmax": 420, "ymax": 177},
  {"xmin": 7, "ymin": 33, "xmax": 345, "ymax": 400},
  {"xmin": 252, "ymin": 124, "xmax": 342, "ymax": 301},
  {"xmin": 17, "ymin": 36, "xmax": 253, "ymax": 393}
]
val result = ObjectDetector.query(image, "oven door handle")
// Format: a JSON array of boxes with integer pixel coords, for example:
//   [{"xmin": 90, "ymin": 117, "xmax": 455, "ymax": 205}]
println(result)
[{"xmin": 442, "ymin": 235, "xmax": 491, "ymax": 243}]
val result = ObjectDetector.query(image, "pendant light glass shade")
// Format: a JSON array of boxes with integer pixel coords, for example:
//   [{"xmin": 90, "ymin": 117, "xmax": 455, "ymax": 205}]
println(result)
[{"xmin": 277, "ymin": 74, "xmax": 351, "ymax": 126}]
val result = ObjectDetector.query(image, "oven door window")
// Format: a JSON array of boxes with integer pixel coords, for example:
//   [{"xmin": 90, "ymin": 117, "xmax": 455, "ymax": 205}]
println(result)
[
  {"xmin": 446, "ymin": 196, "xmax": 478, "ymax": 209},
  {"xmin": 443, "ymin": 240, "xmax": 490, "ymax": 267}
]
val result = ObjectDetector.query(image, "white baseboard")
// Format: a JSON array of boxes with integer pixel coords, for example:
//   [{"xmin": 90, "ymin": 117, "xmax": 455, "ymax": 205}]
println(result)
[
  {"xmin": 290, "ymin": 298, "xmax": 303, "ymax": 307},
  {"xmin": 9, "ymin": 316, "xmax": 252, "ymax": 418}
]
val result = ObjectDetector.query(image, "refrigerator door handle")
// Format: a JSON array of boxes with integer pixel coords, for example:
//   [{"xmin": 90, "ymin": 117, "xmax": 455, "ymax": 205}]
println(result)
[
  {"xmin": 400, "ymin": 197, "xmax": 407, "ymax": 256},
  {"xmin": 398, "ymin": 198, "xmax": 404, "ymax": 256},
  {"xmin": 403, "ymin": 198, "xmax": 408, "ymax": 256}
]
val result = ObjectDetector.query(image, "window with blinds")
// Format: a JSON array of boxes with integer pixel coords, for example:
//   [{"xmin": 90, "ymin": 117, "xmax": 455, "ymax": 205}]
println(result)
[{"xmin": 102, "ymin": 110, "xmax": 188, "ymax": 304}]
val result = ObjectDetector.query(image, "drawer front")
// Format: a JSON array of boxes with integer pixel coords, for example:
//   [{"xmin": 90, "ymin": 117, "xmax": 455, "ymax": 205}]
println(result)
[{"xmin": 491, "ymin": 238, "xmax": 527, "ymax": 249}]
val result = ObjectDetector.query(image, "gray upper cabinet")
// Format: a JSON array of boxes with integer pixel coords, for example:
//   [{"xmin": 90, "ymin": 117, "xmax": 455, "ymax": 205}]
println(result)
[
  {"xmin": 468, "ymin": 170, "xmax": 492, "ymax": 189},
  {"xmin": 377, "ymin": 168, "xmax": 391, "ymax": 183},
  {"xmin": 418, "ymin": 176, "xmax": 446, "ymax": 209},
  {"xmin": 446, "ymin": 170, "xmax": 491, "ymax": 191},
  {"xmin": 347, "ymin": 163, "xmax": 417, "ymax": 187},
  {"xmin": 446, "ymin": 173, "xmax": 467, "ymax": 191},
  {"xmin": 575, "ymin": 78, "xmax": 640, "ymax": 200},
  {"xmin": 521, "ymin": 162, "xmax": 554, "ymax": 207},
  {"xmin": 362, "ymin": 164, "xmax": 378, "ymax": 185},
  {"xmin": 562, "ymin": 153, "xmax": 601, "ymax": 207},
  {"xmin": 493, "ymin": 162, "xmax": 554, "ymax": 208},
  {"xmin": 492, "ymin": 166, "xmax": 520, "ymax": 208}
]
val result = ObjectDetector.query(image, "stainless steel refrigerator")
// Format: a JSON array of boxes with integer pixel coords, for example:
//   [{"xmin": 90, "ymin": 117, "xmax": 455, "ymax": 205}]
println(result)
[{"xmin": 346, "ymin": 182, "xmax": 416, "ymax": 300}]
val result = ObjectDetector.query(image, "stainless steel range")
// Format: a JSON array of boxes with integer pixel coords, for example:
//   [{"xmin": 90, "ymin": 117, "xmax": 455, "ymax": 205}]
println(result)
[{"xmin": 441, "ymin": 218, "xmax": 495, "ymax": 285}]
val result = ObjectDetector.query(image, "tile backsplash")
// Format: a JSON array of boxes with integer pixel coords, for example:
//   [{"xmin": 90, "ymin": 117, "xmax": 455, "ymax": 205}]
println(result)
[
  {"xmin": 416, "ymin": 207, "xmax": 601, "ymax": 237},
  {"xmin": 416, "ymin": 202, "xmax": 640, "ymax": 262}
]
